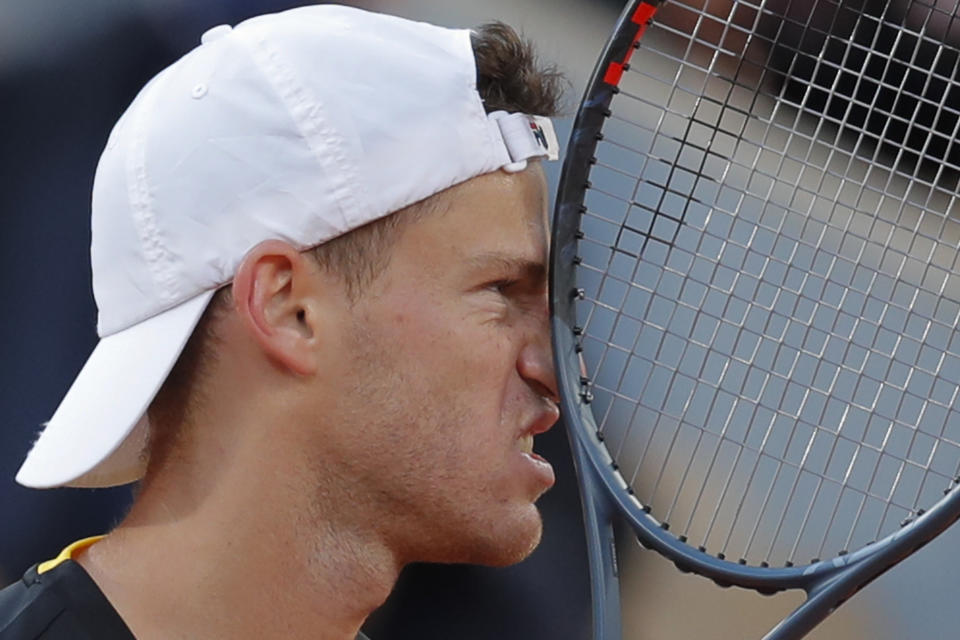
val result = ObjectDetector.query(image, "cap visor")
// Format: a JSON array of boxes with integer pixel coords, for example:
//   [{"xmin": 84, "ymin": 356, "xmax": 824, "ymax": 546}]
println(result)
[{"xmin": 16, "ymin": 291, "xmax": 215, "ymax": 489}]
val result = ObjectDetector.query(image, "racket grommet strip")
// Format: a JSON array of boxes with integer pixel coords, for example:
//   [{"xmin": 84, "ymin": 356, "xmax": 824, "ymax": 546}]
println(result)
[{"xmin": 579, "ymin": 374, "xmax": 593, "ymax": 403}]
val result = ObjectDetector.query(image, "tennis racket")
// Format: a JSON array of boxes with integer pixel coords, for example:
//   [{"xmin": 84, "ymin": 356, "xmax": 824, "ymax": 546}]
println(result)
[{"xmin": 552, "ymin": 1, "xmax": 960, "ymax": 638}]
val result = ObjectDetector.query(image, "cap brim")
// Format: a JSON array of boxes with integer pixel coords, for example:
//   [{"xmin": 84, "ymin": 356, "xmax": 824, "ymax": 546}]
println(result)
[{"xmin": 16, "ymin": 291, "xmax": 215, "ymax": 489}]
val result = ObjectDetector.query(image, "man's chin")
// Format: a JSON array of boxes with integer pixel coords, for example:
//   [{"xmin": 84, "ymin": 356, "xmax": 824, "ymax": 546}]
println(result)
[{"xmin": 458, "ymin": 507, "xmax": 544, "ymax": 567}]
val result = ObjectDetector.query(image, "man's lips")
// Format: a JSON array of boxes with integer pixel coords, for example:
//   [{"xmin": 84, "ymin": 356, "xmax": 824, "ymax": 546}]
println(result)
[
  {"xmin": 519, "ymin": 448, "xmax": 555, "ymax": 488},
  {"xmin": 525, "ymin": 451, "xmax": 549, "ymax": 465},
  {"xmin": 516, "ymin": 402, "xmax": 559, "ymax": 488},
  {"xmin": 518, "ymin": 430, "xmax": 555, "ymax": 488},
  {"xmin": 521, "ymin": 400, "xmax": 560, "ymax": 440}
]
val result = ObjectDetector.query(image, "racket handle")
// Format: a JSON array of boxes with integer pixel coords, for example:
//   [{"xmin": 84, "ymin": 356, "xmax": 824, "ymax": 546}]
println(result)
[{"xmin": 569, "ymin": 426, "xmax": 623, "ymax": 640}]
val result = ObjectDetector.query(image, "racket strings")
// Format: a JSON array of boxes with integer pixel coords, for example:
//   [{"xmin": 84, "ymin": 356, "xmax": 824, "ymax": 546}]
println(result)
[
  {"xmin": 584, "ymin": 129, "xmax": 960, "ymax": 560},
  {"xmin": 576, "ymin": 0, "xmax": 960, "ymax": 566},
  {"xmin": 778, "ymin": 2, "xmax": 960, "ymax": 183}
]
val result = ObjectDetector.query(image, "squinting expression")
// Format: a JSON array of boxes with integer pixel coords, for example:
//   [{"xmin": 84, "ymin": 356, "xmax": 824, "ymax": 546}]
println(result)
[{"xmin": 317, "ymin": 165, "xmax": 559, "ymax": 566}]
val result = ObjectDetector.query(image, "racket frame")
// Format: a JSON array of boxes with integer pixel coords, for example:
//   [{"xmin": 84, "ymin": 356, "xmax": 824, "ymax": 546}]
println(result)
[{"xmin": 550, "ymin": 1, "xmax": 960, "ymax": 638}]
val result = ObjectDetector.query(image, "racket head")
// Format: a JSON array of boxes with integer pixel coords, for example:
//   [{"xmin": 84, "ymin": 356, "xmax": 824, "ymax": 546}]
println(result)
[{"xmin": 552, "ymin": 0, "xmax": 960, "ymax": 594}]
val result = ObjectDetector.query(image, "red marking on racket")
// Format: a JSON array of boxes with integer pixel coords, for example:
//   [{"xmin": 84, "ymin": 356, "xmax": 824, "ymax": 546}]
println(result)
[
  {"xmin": 604, "ymin": 2, "xmax": 657, "ymax": 86},
  {"xmin": 632, "ymin": 2, "xmax": 656, "ymax": 24}
]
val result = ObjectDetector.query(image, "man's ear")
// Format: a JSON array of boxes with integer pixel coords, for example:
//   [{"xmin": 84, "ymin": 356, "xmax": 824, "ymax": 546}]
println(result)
[{"xmin": 231, "ymin": 240, "xmax": 323, "ymax": 376}]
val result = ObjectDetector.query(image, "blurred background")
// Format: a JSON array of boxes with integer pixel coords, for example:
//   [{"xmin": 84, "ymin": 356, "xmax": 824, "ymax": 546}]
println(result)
[{"xmin": 1, "ymin": 0, "xmax": 958, "ymax": 638}]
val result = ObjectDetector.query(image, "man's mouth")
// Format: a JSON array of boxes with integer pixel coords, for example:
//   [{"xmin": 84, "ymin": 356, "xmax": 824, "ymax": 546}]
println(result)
[
  {"xmin": 518, "ymin": 433, "xmax": 534, "ymax": 455},
  {"xmin": 518, "ymin": 434, "xmax": 550, "ymax": 464},
  {"xmin": 517, "ymin": 433, "xmax": 554, "ymax": 488}
]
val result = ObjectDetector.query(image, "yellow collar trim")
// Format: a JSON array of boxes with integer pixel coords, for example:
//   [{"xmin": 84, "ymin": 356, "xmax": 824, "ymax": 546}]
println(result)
[{"xmin": 37, "ymin": 535, "xmax": 106, "ymax": 575}]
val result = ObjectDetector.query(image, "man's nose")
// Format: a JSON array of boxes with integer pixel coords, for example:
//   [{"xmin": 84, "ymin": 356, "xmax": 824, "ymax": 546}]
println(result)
[{"xmin": 517, "ymin": 319, "xmax": 559, "ymax": 404}]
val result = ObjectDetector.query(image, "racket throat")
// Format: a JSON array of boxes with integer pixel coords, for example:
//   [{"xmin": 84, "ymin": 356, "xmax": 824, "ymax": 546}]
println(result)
[
  {"xmin": 762, "ymin": 565, "xmax": 879, "ymax": 640},
  {"xmin": 569, "ymin": 426, "xmax": 623, "ymax": 640}
]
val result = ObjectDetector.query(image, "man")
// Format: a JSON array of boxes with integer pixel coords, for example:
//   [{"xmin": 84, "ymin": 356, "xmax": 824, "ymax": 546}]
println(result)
[{"xmin": 1, "ymin": 5, "xmax": 563, "ymax": 639}]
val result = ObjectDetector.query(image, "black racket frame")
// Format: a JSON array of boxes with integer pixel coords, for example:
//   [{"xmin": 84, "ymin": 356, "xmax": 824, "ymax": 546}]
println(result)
[{"xmin": 550, "ymin": 1, "xmax": 960, "ymax": 638}]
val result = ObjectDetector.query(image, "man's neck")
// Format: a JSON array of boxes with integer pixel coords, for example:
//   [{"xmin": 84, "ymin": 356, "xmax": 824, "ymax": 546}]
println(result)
[{"xmin": 76, "ymin": 461, "xmax": 399, "ymax": 640}]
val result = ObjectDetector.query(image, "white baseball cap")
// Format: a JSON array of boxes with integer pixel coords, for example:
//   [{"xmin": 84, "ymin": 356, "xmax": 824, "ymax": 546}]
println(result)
[{"xmin": 17, "ymin": 4, "xmax": 560, "ymax": 489}]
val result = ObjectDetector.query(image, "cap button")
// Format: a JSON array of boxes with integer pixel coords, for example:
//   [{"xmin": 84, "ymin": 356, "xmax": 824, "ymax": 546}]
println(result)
[{"xmin": 201, "ymin": 24, "xmax": 233, "ymax": 45}]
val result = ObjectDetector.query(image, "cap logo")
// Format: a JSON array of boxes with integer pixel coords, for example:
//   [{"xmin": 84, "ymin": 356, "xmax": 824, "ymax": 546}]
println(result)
[{"xmin": 530, "ymin": 120, "xmax": 549, "ymax": 151}]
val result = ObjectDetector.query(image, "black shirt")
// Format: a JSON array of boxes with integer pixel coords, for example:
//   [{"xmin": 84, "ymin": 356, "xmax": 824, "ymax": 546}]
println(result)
[
  {"xmin": 0, "ymin": 559, "xmax": 135, "ymax": 640},
  {"xmin": 0, "ymin": 539, "xmax": 371, "ymax": 640}
]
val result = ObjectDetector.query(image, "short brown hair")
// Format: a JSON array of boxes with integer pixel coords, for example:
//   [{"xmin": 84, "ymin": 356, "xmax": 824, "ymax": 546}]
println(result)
[{"xmin": 146, "ymin": 20, "xmax": 565, "ymax": 463}]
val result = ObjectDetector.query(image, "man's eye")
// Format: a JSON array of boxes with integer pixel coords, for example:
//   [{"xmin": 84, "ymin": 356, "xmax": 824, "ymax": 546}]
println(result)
[{"xmin": 488, "ymin": 279, "xmax": 519, "ymax": 294}]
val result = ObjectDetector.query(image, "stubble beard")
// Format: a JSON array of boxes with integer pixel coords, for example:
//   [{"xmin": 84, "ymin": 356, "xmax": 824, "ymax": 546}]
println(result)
[{"xmin": 321, "ymin": 312, "xmax": 546, "ymax": 569}]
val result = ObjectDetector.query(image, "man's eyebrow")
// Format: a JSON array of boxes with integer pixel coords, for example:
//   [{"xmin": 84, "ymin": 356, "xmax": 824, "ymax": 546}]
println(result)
[{"xmin": 466, "ymin": 252, "xmax": 547, "ymax": 283}]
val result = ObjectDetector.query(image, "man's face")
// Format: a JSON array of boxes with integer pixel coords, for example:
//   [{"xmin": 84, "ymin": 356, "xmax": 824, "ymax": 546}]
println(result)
[{"xmin": 314, "ymin": 165, "xmax": 559, "ymax": 566}]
